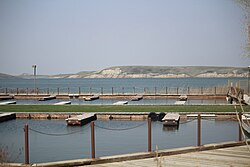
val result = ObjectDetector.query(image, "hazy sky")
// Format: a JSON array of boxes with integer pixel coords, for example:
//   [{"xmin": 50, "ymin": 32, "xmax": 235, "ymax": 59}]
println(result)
[{"xmin": 0, "ymin": 0, "xmax": 249, "ymax": 75}]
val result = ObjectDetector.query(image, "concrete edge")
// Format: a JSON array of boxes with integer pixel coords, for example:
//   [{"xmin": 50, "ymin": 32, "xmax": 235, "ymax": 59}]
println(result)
[{"xmin": 3, "ymin": 140, "xmax": 250, "ymax": 167}]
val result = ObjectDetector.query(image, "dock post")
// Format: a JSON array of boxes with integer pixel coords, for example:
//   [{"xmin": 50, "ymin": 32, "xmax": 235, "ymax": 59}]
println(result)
[
  {"xmin": 166, "ymin": 87, "xmax": 168, "ymax": 95},
  {"xmin": 26, "ymin": 88, "xmax": 28, "ymax": 95},
  {"xmin": 148, "ymin": 117, "xmax": 152, "ymax": 152},
  {"xmin": 79, "ymin": 87, "xmax": 81, "ymax": 95},
  {"xmin": 214, "ymin": 87, "xmax": 217, "ymax": 95},
  {"xmin": 68, "ymin": 87, "xmax": 70, "ymax": 95},
  {"xmin": 37, "ymin": 88, "xmax": 39, "ymax": 95},
  {"xmin": 239, "ymin": 112, "xmax": 242, "ymax": 141},
  {"xmin": 5, "ymin": 88, "xmax": 7, "ymax": 95},
  {"xmin": 144, "ymin": 87, "xmax": 146, "ymax": 94},
  {"xmin": 101, "ymin": 87, "xmax": 103, "ymax": 95},
  {"xmin": 57, "ymin": 88, "xmax": 59, "ymax": 95},
  {"xmin": 91, "ymin": 121, "xmax": 95, "ymax": 159},
  {"xmin": 197, "ymin": 113, "xmax": 201, "ymax": 147},
  {"xmin": 112, "ymin": 87, "xmax": 114, "ymax": 95},
  {"xmin": 154, "ymin": 87, "xmax": 157, "ymax": 95},
  {"xmin": 24, "ymin": 124, "xmax": 29, "ymax": 164},
  {"xmin": 177, "ymin": 87, "xmax": 179, "ymax": 95},
  {"xmin": 122, "ymin": 87, "xmax": 124, "ymax": 95},
  {"xmin": 133, "ymin": 87, "xmax": 135, "ymax": 95},
  {"xmin": 47, "ymin": 88, "xmax": 49, "ymax": 95}
]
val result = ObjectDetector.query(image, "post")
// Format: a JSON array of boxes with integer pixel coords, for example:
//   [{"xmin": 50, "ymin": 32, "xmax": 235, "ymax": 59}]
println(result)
[
  {"xmin": 32, "ymin": 65, "xmax": 37, "ymax": 94},
  {"xmin": 148, "ymin": 117, "xmax": 152, "ymax": 152},
  {"xmin": 214, "ymin": 87, "xmax": 216, "ymax": 95},
  {"xmin": 47, "ymin": 88, "xmax": 49, "ymax": 95},
  {"xmin": 112, "ymin": 87, "xmax": 114, "ymax": 95},
  {"xmin": 90, "ymin": 87, "xmax": 92, "ymax": 95},
  {"xmin": 37, "ymin": 88, "xmax": 39, "ymax": 95},
  {"xmin": 101, "ymin": 87, "xmax": 103, "ymax": 95},
  {"xmin": 144, "ymin": 87, "xmax": 146, "ymax": 94},
  {"xmin": 122, "ymin": 87, "xmax": 124, "ymax": 95},
  {"xmin": 26, "ymin": 88, "xmax": 28, "ymax": 95},
  {"xmin": 91, "ymin": 121, "xmax": 95, "ymax": 159},
  {"xmin": 16, "ymin": 88, "xmax": 19, "ymax": 95},
  {"xmin": 68, "ymin": 87, "xmax": 70, "ymax": 95},
  {"xmin": 57, "ymin": 88, "xmax": 59, "ymax": 95},
  {"xmin": 5, "ymin": 88, "xmax": 7, "ymax": 95},
  {"xmin": 24, "ymin": 124, "xmax": 29, "ymax": 164},
  {"xmin": 201, "ymin": 87, "xmax": 203, "ymax": 95},
  {"xmin": 177, "ymin": 87, "xmax": 179, "ymax": 95},
  {"xmin": 165, "ymin": 87, "xmax": 168, "ymax": 95},
  {"xmin": 133, "ymin": 87, "xmax": 135, "ymax": 95},
  {"xmin": 197, "ymin": 113, "xmax": 201, "ymax": 147},
  {"xmin": 154, "ymin": 87, "xmax": 157, "ymax": 95},
  {"xmin": 239, "ymin": 112, "xmax": 242, "ymax": 141},
  {"xmin": 188, "ymin": 87, "xmax": 190, "ymax": 95}
]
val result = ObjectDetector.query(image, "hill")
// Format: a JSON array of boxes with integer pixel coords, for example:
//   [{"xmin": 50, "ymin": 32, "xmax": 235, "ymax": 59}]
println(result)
[{"xmin": 0, "ymin": 73, "xmax": 20, "ymax": 79}]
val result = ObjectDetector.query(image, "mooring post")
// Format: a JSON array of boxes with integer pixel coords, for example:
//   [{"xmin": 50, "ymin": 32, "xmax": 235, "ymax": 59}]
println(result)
[
  {"xmin": 5, "ymin": 88, "xmax": 7, "ymax": 95},
  {"xmin": 214, "ymin": 87, "xmax": 217, "ymax": 95},
  {"xmin": 26, "ymin": 88, "xmax": 28, "ymax": 95},
  {"xmin": 57, "ymin": 88, "xmax": 59, "ymax": 95},
  {"xmin": 68, "ymin": 87, "xmax": 70, "ymax": 95},
  {"xmin": 148, "ymin": 117, "xmax": 152, "ymax": 152},
  {"xmin": 177, "ymin": 87, "xmax": 179, "ymax": 95},
  {"xmin": 165, "ymin": 87, "xmax": 168, "ymax": 95},
  {"xmin": 79, "ymin": 87, "xmax": 81, "ymax": 95},
  {"xmin": 133, "ymin": 87, "xmax": 135, "ymax": 95},
  {"xmin": 197, "ymin": 113, "xmax": 201, "ymax": 147},
  {"xmin": 101, "ymin": 87, "xmax": 103, "ymax": 95},
  {"xmin": 154, "ymin": 87, "xmax": 157, "ymax": 95},
  {"xmin": 24, "ymin": 124, "xmax": 29, "ymax": 164},
  {"xmin": 91, "ymin": 121, "xmax": 95, "ymax": 159},
  {"xmin": 122, "ymin": 87, "xmax": 124, "ymax": 95},
  {"xmin": 47, "ymin": 88, "xmax": 49, "ymax": 95},
  {"xmin": 112, "ymin": 87, "xmax": 114, "ymax": 95},
  {"xmin": 239, "ymin": 112, "xmax": 242, "ymax": 141}
]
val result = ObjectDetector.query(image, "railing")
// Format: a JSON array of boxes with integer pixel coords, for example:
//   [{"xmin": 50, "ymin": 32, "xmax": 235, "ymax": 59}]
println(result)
[
  {"xmin": 22, "ymin": 113, "xmax": 243, "ymax": 165},
  {"xmin": 0, "ymin": 86, "xmax": 229, "ymax": 96}
]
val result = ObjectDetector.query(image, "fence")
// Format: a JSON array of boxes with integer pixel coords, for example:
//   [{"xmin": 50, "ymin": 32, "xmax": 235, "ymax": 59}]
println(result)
[
  {"xmin": 21, "ymin": 114, "xmax": 243, "ymax": 165},
  {"xmin": 0, "ymin": 86, "xmax": 229, "ymax": 96}
]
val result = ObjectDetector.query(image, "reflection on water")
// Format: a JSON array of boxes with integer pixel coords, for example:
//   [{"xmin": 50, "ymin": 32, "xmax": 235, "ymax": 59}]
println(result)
[
  {"xmin": 0, "ymin": 119, "xmax": 239, "ymax": 163},
  {"xmin": 162, "ymin": 125, "xmax": 179, "ymax": 131}
]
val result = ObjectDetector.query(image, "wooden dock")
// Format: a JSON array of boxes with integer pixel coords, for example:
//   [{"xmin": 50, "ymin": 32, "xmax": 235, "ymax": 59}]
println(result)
[
  {"xmin": 38, "ymin": 95, "xmax": 56, "ymax": 101},
  {"xmin": 0, "ymin": 113, "xmax": 16, "ymax": 123},
  {"xmin": 65, "ymin": 113, "xmax": 96, "ymax": 126},
  {"xmin": 131, "ymin": 95, "xmax": 143, "ymax": 101},
  {"xmin": 113, "ymin": 101, "xmax": 128, "ymax": 105},
  {"xmin": 84, "ymin": 95, "xmax": 99, "ymax": 101},
  {"xmin": 54, "ymin": 101, "xmax": 71, "ymax": 105},
  {"xmin": 162, "ymin": 113, "xmax": 180, "ymax": 126},
  {"xmin": 187, "ymin": 114, "xmax": 216, "ymax": 118},
  {"xmin": 85, "ymin": 144, "xmax": 250, "ymax": 167},
  {"xmin": 0, "ymin": 101, "xmax": 16, "ymax": 105}
]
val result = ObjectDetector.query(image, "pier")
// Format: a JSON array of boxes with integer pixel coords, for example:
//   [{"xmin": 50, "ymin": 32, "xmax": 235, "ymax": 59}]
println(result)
[
  {"xmin": 0, "ymin": 101, "xmax": 16, "ymax": 105},
  {"xmin": 38, "ymin": 95, "xmax": 56, "ymax": 101},
  {"xmin": 0, "ymin": 112, "xmax": 16, "ymax": 123},
  {"xmin": 162, "ymin": 113, "xmax": 180, "ymax": 126},
  {"xmin": 65, "ymin": 113, "xmax": 97, "ymax": 126}
]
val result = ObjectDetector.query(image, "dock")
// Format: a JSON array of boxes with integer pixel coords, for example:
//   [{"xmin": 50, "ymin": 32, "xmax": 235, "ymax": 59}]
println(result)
[
  {"xmin": 69, "ymin": 94, "xmax": 80, "ymax": 99},
  {"xmin": 38, "ymin": 95, "xmax": 56, "ymax": 101},
  {"xmin": 84, "ymin": 95, "xmax": 99, "ymax": 101},
  {"xmin": 85, "ymin": 144, "xmax": 250, "ymax": 167},
  {"xmin": 113, "ymin": 101, "xmax": 128, "ymax": 105},
  {"xmin": 0, "ymin": 95, "xmax": 13, "ymax": 101},
  {"xmin": 0, "ymin": 113, "xmax": 16, "ymax": 123},
  {"xmin": 0, "ymin": 101, "xmax": 16, "ymax": 105},
  {"xmin": 174, "ymin": 101, "xmax": 186, "ymax": 105},
  {"xmin": 65, "ymin": 113, "xmax": 96, "ymax": 126},
  {"xmin": 162, "ymin": 113, "xmax": 180, "ymax": 126},
  {"xmin": 54, "ymin": 101, "xmax": 71, "ymax": 105},
  {"xmin": 131, "ymin": 95, "xmax": 143, "ymax": 101},
  {"xmin": 179, "ymin": 95, "xmax": 187, "ymax": 101}
]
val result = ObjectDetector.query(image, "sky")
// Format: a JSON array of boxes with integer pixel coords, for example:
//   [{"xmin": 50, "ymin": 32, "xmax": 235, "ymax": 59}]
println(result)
[{"xmin": 0, "ymin": 0, "xmax": 249, "ymax": 75}]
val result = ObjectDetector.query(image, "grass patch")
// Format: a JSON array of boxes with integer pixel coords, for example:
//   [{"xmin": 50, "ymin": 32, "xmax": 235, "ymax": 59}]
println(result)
[{"xmin": 0, "ymin": 105, "xmax": 247, "ymax": 113}]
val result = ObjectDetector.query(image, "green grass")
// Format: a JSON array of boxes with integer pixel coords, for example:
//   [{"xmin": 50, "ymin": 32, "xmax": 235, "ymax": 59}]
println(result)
[{"xmin": 0, "ymin": 105, "xmax": 248, "ymax": 113}]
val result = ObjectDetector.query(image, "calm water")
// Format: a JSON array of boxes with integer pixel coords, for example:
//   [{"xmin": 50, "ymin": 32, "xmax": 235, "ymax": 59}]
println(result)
[
  {"xmin": 0, "ymin": 78, "xmax": 245, "ymax": 94},
  {"xmin": 0, "ymin": 119, "xmax": 239, "ymax": 163}
]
